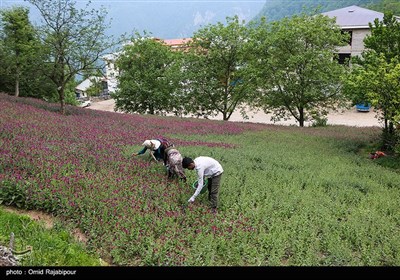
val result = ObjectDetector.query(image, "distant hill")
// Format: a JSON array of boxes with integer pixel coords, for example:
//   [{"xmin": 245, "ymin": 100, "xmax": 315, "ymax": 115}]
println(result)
[{"xmin": 252, "ymin": 0, "xmax": 382, "ymax": 23}]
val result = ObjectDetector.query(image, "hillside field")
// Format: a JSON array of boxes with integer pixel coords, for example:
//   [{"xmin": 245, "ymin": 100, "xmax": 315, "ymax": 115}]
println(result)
[{"xmin": 1, "ymin": 93, "xmax": 399, "ymax": 266}]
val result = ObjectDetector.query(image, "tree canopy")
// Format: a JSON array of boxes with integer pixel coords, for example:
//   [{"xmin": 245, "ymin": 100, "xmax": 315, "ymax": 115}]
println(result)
[
  {"xmin": 114, "ymin": 33, "xmax": 183, "ymax": 115},
  {"xmin": 250, "ymin": 13, "xmax": 349, "ymax": 127},
  {"xmin": 344, "ymin": 12, "xmax": 400, "ymax": 151},
  {"xmin": 0, "ymin": 6, "xmax": 39, "ymax": 97},
  {"xmin": 27, "ymin": 0, "xmax": 118, "ymax": 114},
  {"xmin": 182, "ymin": 16, "xmax": 257, "ymax": 121}
]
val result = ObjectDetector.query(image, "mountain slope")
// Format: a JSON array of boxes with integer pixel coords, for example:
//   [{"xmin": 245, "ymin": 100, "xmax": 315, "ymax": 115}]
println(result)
[{"xmin": 252, "ymin": 0, "xmax": 382, "ymax": 22}]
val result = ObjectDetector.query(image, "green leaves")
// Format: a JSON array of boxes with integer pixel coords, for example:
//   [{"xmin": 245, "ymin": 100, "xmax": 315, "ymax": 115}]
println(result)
[
  {"xmin": 250, "ymin": 13, "xmax": 348, "ymax": 127},
  {"xmin": 2, "ymin": 93, "xmax": 400, "ymax": 265},
  {"xmin": 343, "ymin": 12, "xmax": 400, "ymax": 151},
  {"xmin": 26, "ymin": 0, "xmax": 119, "ymax": 114},
  {"xmin": 0, "ymin": 6, "xmax": 42, "ymax": 98},
  {"xmin": 182, "ymin": 16, "xmax": 257, "ymax": 121},
  {"xmin": 114, "ymin": 33, "xmax": 182, "ymax": 115}
]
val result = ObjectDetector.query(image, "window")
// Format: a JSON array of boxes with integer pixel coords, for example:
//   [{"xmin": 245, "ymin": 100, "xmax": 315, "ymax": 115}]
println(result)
[
  {"xmin": 341, "ymin": 30, "xmax": 353, "ymax": 46},
  {"xmin": 337, "ymin": 53, "xmax": 351, "ymax": 65}
]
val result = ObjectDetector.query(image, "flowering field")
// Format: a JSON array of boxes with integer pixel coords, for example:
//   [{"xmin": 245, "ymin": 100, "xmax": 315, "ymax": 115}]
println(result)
[{"xmin": 1, "ymin": 93, "xmax": 400, "ymax": 266}]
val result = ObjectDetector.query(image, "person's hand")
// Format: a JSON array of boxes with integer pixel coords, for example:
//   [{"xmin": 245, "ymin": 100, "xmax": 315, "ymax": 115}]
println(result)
[{"xmin": 188, "ymin": 196, "xmax": 195, "ymax": 203}]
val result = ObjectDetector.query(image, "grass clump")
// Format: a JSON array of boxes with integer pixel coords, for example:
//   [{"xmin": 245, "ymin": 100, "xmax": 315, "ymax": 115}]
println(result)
[{"xmin": 0, "ymin": 206, "xmax": 104, "ymax": 266}]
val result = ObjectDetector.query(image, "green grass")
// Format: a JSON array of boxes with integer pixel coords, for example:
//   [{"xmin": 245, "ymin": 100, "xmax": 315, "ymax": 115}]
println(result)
[
  {"xmin": 1, "ymin": 94, "xmax": 399, "ymax": 266},
  {"xmin": 171, "ymin": 129, "xmax": 400, "ymax": 265},
  {"xmin": 0, "ymin": 206, "xmax": 104, "ymax": 266}
]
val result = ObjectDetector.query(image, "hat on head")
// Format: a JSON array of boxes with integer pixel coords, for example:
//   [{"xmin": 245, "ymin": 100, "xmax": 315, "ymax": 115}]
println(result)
[{"xmin": 142, "ymin": 140, "xmax": 152, "ymax": 148}]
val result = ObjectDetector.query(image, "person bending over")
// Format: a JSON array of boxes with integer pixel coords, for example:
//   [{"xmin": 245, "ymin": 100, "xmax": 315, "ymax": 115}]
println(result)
[
  {"xmin": 182, "ymin": 156, "xmax": 223, "ymax": 213},
  {"xmin": 133, "ymin": 137, "xmax": 172, "ymax": 162}
]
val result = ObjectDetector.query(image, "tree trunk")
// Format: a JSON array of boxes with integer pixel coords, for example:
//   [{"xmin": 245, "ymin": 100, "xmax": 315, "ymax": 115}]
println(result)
[
  {"xmin": 14, "ymin": 70, "xmax": 20, "ymax": 97},
  {"xmin": 299, "ymin": 107, "xmax": 304, "ymax": 127},
  {"xmin": 59, "ymin": 87, "xmax": 66, "ymax": 115}
]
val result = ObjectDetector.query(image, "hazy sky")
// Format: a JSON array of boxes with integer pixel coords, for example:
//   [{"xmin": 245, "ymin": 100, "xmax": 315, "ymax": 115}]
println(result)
[{"xmin": 1, "ymin": 0, "xmax": 266, "ymax": 39}]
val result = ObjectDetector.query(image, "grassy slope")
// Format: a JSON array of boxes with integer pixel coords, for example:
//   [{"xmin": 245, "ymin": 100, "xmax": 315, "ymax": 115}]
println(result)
[
  {"xmin": 0, "ymin": 207, "xmax": 103, "ymax": 266},
  {"xmin": 1, "ymin": 93, "xmax": 399, "ymax": 266},
  {"xmin": 175, "ymin": 128, "xmax": 400, "ymax": 265}
]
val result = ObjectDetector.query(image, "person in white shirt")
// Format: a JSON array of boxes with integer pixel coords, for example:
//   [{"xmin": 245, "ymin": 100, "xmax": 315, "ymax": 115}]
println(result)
[{"xmin": 182, "ymin": 156, "xmax": 223, "ymax": 212}]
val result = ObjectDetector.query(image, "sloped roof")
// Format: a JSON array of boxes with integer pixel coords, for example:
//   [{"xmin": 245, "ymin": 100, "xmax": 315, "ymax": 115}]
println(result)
[
  {"xmin": 321, "ymin": 5, "xmax": 385, "ymax": 28},
  {"xmin": 75, "ymin": 76, "xmax": 103, "ymax": 91},
  {"xmin": 162, "ymin": 38, "xmax": 192, "ymax": 47}
]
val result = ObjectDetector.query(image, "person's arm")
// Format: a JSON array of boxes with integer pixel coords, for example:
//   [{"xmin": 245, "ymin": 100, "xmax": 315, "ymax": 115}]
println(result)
[
  {"xmin": 174, "ymin": 165, "xmax": 186, "ymax": 182},
  {"xmin": 189, "ymin": 168, "xmax": 204, "ymax": 202}
]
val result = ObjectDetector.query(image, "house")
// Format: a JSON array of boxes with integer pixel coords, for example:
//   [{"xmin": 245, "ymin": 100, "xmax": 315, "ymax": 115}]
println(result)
[
  {"xmin": 161, "ymin": 38, "xmax": 192, "ymax": 52},
  {"xmin": 75, "ymin": 76, "xmax": 108, "ymax": 99},
  {"xmin": 101, "ymin": 53, "xmax": 119, "ymax": 95},
  {"xmin": 321, "ymin": 5, "xmax": 400, "ymax": 64}
]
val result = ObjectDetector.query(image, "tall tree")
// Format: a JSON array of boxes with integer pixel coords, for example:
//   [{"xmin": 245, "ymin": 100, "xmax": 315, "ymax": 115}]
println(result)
[
  {"xmin": 27, "ymin": 0, "xmax": 118, "ymax": 114},
  {"xmin": 182, "ymin": 15, "xmax": 256, "ymax": 121},
  {"xmin": 344, "ymin": 53, "xmax": 400, "ymax": 150},
  {"xmin": 0, "ymin": 6, "xmax": 37, "ymax": 97},
  {"xmin": 251, "ymin": 13, "xmax": 349, "ymax": 127},
  {"xmin": 345, "ymin": 12, "xmax": 400, "ymax": 150},
  {"xmin": 113, "ymin": 33, "xmax": 183, "ymax": 115}
]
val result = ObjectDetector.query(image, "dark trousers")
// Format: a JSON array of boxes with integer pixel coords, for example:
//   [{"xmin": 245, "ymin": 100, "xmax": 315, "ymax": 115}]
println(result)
[{"xmin": 207, "ymin": 173, "xmax": 222, "ymax": 209}]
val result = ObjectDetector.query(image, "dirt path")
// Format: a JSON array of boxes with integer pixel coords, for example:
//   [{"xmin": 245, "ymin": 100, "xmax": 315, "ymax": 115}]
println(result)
[{"xmin": 88, "ymin": 99, "xmax": 381, "ymax": 127}]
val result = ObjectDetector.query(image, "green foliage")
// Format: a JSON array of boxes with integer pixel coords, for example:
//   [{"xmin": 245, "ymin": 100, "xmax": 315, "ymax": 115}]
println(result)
[
  {"xmin": 182, "ymin": 15, "xmax": 257, "ymax": 121},
  {"xmin": 114, "ymin": 32, "xmax": 182, "ymax": 115},
  {"xmin": 178, "ymin": 129, "xmax": 400, "ymax": 265},
  {"xmin": 27, "ymin": 0, "xmax": 119, "ymax": 114},
  {"xmin": 364, "ymin": 12, "xmax": 400, "ymax": 63},
  {"xmin": 252, "ymin": 0, "xmax": 381, "ymax": 23},
  {"xmin": 0, "ymin": 6, "xmax": 48, "ymax": 98},
  {"xmin": 0, "ymin": 180, "xmax": 27, "ymax": 208},
  {"xmin": 374, "ymin": 153, "xmax": 400, "ymax": 170},
  {"xmin": 2, "ymin": 95, "xmax": 400, "ymax": 265},
  {"xmin": 250, "ymin": 13, "xmax": 349, "ymax": 127},
  {"xmin": 344, "ymin": 55, "xmax": 400, "ymax": 126},
  {"xmin": 0, "ymin": 207, "xmax": 103, "ymax": 266},
  {"xmin": 311, "ymin": 115, "xmax": 328, "ymax": 127},
  {"xmin": 85, "ymin": 77, "xmax": 104, "ymax": 98},
  {"xmin": 344, "ymin": 13, "xmax": 400, "ymax": 152},
  {"xmin": 368, "ymin": 0, "xmax": 400, "ymax": 16}
]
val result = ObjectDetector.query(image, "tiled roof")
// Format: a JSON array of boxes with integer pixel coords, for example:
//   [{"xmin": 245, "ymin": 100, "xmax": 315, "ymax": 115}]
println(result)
[
  {"xmin": 162, "ymin": 38, "xmax": 192, "ymax": 47},
  {"xmin": 322, "ymin": 5, "xmax": 385, "ymax": 28}
]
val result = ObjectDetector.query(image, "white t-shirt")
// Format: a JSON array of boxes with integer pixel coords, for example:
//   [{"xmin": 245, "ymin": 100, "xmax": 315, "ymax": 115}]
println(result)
[{"xmin": 192, "ymin": 156, "xmax": 223, "ymax": 198}]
